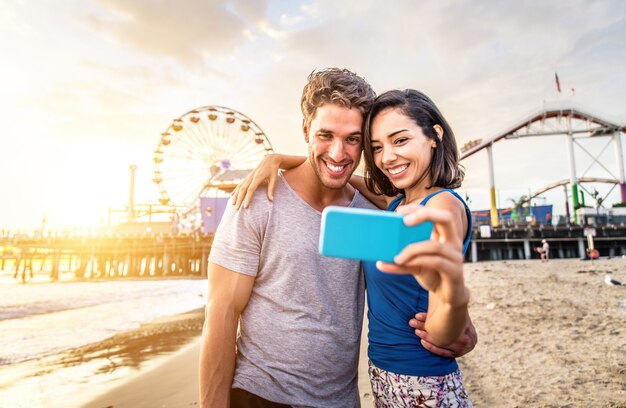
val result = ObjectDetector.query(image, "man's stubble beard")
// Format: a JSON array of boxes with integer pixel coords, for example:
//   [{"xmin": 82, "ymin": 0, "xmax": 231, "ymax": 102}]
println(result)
[{"xmin": 308, "ymin": 148, "xmax": 360, "ymax": 191}]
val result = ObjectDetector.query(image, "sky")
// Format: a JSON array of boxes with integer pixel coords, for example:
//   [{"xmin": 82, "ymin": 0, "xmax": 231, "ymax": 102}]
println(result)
[{"xmin": 1, "ymin": 0, "xmax": 625, "ymax": 231}]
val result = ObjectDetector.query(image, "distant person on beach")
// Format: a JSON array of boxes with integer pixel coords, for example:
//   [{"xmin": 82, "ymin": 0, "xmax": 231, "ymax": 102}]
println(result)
[
  {"xmin": 536, "ymin": 239, "xmax": 549, "ymax": 262},
  {"xmin": 233, "ymin": 88, "xmax": 475, "ymax": 406}
]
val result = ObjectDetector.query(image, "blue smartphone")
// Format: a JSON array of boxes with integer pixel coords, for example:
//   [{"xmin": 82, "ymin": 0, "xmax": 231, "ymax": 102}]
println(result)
[{"xmin": 319, "ymin": 206, "xmax": 433, "ymax": 263}]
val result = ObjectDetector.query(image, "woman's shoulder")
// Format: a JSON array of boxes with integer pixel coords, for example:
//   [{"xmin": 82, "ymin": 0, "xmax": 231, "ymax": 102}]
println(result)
[
  {"xmin": 423, "ymin": 189, "xmax": 467, "ymax": 212},
  {"xmin": 385, "ymin": 194, "xmax": 406, "ymax": 211}
]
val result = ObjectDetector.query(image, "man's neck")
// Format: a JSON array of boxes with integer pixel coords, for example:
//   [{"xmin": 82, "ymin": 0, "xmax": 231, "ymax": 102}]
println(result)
[{"xmin": 283, "ymin": 161, "xmax": 356, "ymax": 212}]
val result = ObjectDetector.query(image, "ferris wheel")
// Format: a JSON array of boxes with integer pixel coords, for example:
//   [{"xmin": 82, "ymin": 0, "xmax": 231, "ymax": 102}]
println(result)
[{"xmin": 153, "ymin": 106, "xmax": 274, "ymax": 210}]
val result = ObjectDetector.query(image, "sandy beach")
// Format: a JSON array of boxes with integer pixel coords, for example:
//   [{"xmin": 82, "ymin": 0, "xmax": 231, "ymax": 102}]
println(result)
[
  {"xmin": 79, "ymin": 258, "xmax": 626, "ymax": 407},
  {"xmin": 460, "ymin": 258, "xmax": 626, "ymax": 407}
]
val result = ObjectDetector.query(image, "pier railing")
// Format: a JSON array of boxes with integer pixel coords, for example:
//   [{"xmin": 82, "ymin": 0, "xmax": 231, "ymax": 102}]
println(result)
[
  {"xmin": 3, "ymin": 224, "xmax": 626, "ymax": 282},
  {"xmin": 0, "ymin": 234, "xmax": 213, "ymax": 282},
  {"xmin": 468, "ymin": 224, "xmax": 626, "ymax": 262}
]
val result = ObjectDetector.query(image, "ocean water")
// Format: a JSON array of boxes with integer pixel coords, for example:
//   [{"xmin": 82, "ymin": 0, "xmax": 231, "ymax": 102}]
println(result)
[
  {"xmin": 0, "ymin": 276, "xmax": 207, "ymax": 365},
  {"xmin": 0, "ymin": 271, "xmax": 207, "ymax": 407}
]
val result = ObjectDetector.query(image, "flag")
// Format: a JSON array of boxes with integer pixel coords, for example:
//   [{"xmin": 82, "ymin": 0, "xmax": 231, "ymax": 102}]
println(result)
[{"xmin": 555, "ymin": 72, "xmax": 561, "ymax": 93}]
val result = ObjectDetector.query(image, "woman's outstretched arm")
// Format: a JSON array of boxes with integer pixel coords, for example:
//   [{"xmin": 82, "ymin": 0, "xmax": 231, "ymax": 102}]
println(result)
[{"xmin": 376, "ymin": 200, "xmax": 470, "ymax": 346}]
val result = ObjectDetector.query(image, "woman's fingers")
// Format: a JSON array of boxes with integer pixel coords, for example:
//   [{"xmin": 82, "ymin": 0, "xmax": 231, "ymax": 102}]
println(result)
[
  {"xmin": 231, "ymin": 156, "xmax": 282, "ymax": 210},
  {"xmin": 377, "ymin": 254, "xmax": 458, "ymax": 277},
  {"xmin": 266, "ymin": 173, "xmax": 277, "ymax": 202},
  {"xmin": 238, "ymin": 179, "xmax": 254, "ymax": 209},
  {"xmin": 243, "ymin": 176, "xmax": 266, "ymax": 208},
  {"xmin": 376, "ymin": 240, "xmax": 464, "ymax": 294},
  {"xmin": 231, "ymin": 172, "xmax": 276, "ymax": 210},
  {"xmin": 232, "ymin": 176, "xmax": 252, "ymax": 210},
  {"xmin": 397, "ymin": 204, "xmax": 458, "ymax": 246},
  {"xmin": 394, "ymin": 240, "xmax": 463, "ymax": 266}
]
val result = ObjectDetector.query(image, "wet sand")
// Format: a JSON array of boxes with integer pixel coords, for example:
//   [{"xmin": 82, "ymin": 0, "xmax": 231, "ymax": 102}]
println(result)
[
  {"xmin": 83, "ymin": 340, "xmax": 202, "ymax": 408},
  {"xmin": 0, "ymin": 308, "xmax": 205, "ymax": 408},
  {"xmin": 66, "ymin": 259, "xmax": 626, "ymax": 407}
]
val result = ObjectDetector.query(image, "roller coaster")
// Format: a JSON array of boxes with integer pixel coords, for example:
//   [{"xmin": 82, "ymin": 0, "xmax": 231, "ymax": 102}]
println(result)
[{"xmin": 459, "ymin": 102, "xmax": 626, "ymax": 227}]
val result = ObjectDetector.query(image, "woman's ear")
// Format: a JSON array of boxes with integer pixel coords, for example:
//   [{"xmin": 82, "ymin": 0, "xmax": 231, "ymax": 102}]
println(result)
[{"xmin": 433, "ymin": 124, "xmax": 444, "ymax": 142}]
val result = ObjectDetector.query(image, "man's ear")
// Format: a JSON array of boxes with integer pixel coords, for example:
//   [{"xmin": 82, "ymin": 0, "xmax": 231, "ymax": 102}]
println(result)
[
  {"xmin": 433, "ymin": 124, "xmax": 444, "ymax": 142},
  {"xmin": 302, "ymin": 119, "xmax": 309, "ymax": 143}
]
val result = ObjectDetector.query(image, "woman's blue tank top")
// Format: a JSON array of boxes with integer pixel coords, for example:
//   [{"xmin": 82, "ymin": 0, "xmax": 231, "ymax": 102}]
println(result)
[{"xmin": 364, "ymin": 189, "xmax": 472, "ymax": 376}]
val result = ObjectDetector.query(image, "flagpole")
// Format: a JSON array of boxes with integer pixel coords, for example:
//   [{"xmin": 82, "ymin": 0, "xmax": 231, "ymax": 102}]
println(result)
[{"xmin": 555, "ymin": 72, "xmax": 561, "ymax": 93}]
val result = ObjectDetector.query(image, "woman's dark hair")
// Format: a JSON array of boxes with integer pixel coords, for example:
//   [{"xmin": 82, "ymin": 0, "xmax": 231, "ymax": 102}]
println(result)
[{"xmin": 363, "ymin": 89, "xmax": 464, "ymax": 197}]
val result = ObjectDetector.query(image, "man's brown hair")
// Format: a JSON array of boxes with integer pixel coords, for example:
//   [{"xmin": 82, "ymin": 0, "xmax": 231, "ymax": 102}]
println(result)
[{"xmin": 300, "ymin": 68, "xmax": 376, "ymax": 128}]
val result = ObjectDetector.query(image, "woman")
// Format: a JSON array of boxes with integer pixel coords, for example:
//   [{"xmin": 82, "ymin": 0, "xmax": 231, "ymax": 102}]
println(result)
[{"xmin": 233, "ymin": 89, "xmax": 472, "ymax": 407}]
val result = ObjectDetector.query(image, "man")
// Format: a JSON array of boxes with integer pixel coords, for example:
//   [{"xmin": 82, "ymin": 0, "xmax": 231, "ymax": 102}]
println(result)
[{"xmin": 199, "ymin": 68, "xmax": 475, "ymax": 407}]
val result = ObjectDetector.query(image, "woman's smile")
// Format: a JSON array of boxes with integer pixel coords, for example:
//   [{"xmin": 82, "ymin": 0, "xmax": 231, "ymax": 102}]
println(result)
[{"xmin": 386, "ymin": 163, "xmax": 410, "ymax": 178}]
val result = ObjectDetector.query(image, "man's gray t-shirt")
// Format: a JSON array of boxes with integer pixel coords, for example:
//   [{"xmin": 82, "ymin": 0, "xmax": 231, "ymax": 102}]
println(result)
[{"xmin": 209, "ymin": 173, "xmax": 377, "ymax": 407}]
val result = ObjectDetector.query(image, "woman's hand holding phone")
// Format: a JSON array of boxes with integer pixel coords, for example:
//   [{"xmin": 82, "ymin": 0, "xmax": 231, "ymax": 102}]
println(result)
[{"xmin": 376, "ymin": 203, "xmax": 468, "ymax": 307}]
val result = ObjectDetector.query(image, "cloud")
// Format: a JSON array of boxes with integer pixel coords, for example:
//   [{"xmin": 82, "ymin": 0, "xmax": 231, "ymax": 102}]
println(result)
[
  {"xmin": 280, "ymin": 13, "xmax": 304, "ymax": 27},
  {"xmin": 82, "ymin": 0, "xmax": 264, "ymax": 66},
  {"xmin": 564, "ymin": 16, "xmax": 626, "ymax": 69},
  {"xmin": 231, "ymin": 0, "xmax": 270, "ymax": 25},
  {"xmin": 0, "ymin": 1, "xmax": 33, "ymax": 36}
]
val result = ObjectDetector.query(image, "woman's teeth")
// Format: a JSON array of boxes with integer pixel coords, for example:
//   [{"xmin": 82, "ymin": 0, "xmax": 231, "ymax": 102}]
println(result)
[{"xmin": 388, "ymin": 164, "xmax": 408, "ymax": 175}]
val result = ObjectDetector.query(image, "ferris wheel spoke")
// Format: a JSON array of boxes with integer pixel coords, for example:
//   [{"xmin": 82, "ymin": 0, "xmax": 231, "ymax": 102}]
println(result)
[
  {"xmin": 162, "ymin": 183, "xmax": 204, "ymax": 199},
  {"xmin": 227, "ymin": 131, "xmax": 254, "ymax": 152},
  {"xmin": 232, "ymin": 143, "xmax": 269, "ymax": 163},
  {"xmin": 176, "ymin": 129, "xmax": 208, "ymax": 157},
  {"xmin": 165, "ymin": 136, "xmax": 205, "ymax": 161},
  {"xmin": 224, "ymin": 138, "xmax": 263, "ymax": 164},
  {"xmin": 179, "ymin": 118, "xmax": 217, "ymax": 154},
  {"xmin": 232, "ymin": 151, "xmax": 269, "ymax": 169},
  {"xmin": 163, "ymin": 183, "xmax": 198, "ymax": 201},
  {"xmin": 173, "ymin": 177, "xmax": 204, "ymax": 193},
  {"xmin": 161, "ymin": 170, "xmax": 206, "ymax": 182},
  {"xmin": 162, "ymin": 157, "xmax": 207, "ymax": 167},
  {"xmin": 166, "ymin": 172, "xmax": 206, "ymax": 190},
  {"xmin": 163, "ymin": 148, "xmax": 205, "ymax": 162},
  {"xmin": 164, "ymin": 168, "xmax": 210, "ymax": 183},
  {"xmin": 160, "ymin": 156, "xmax": 206, "ymax": 169},
  {"xmin": 162, "ymin": 174, "xmax": 208, "ymax": 187},
  {"xmin": 184, "ymin": 124, "xmax": 213, "ymax": 153},
  {"xmin": 203, "ymin": 114, "xmax": 232, "ymax": 152},
  {"xmin": 190, "ymin": 119, "xmax": 214, "ymax": 155}
]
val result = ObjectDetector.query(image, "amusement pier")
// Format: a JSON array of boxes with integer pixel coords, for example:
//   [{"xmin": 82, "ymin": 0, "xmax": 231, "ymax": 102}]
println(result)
[{"xmin": 3, "ymin": 103, "xmax": 626, "ymax": 281}]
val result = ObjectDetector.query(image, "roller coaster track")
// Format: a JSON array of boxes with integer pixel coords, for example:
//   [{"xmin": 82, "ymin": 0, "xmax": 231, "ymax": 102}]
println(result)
[{"xmin": 459, "ymin": 103, "xmax": 626, "ymax": 161}]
